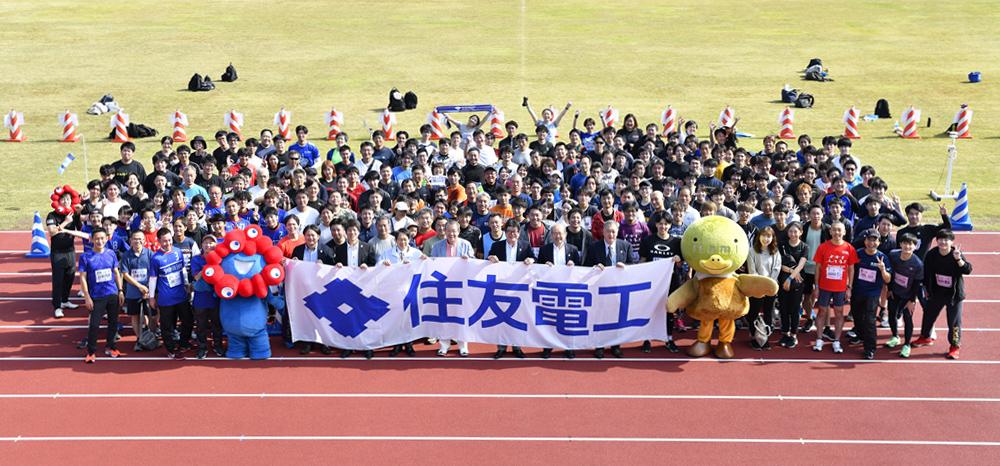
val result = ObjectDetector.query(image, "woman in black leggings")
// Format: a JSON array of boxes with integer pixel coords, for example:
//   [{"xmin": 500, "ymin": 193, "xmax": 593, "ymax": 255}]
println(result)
[{"xmin": 777, "ymin": 222, "xmax": 807, "ymax": 348}]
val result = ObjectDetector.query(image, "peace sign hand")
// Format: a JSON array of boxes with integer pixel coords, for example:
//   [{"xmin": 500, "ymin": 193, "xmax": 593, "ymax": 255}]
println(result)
[
  {"xmin": 953, "ymin": 244, "xmax": 962, "ymax": 261},
  {"xmin": 875, "ymin": 255, "xmax": 886, "ymax": 270}
]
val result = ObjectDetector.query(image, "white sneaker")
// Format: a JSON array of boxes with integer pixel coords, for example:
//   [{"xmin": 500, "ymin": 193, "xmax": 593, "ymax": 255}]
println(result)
[
  {"xmin": 438, "ymin": 340, "xmax": 450, "ymax": 355},
  {"xmin": 832, "ymin": 341, "xmax": 843, "ymax": 353},
  {"xmin": 61, "ymin": 301, "xmax": 79, "ymax": 310},
  {"xmin": 76, "ymin": 290, "xmax": 84, "ymax": 298},
  {"xmin": 54, "ymin": 308, "xmax": 65, "ymax": 319},
  {"xmin": 812, "ymin": 340, "xmax": 824, "ymax": 352}
]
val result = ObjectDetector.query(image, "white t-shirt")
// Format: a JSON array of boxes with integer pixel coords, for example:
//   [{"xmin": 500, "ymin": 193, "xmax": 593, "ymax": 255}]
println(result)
[{"xmin": 292, "ymin": 206, "xmax": 320, "ymax": 226}]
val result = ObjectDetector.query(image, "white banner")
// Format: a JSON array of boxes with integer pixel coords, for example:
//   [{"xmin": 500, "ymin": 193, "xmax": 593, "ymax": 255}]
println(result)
[{"xmin": 285, "ymin": 258, "xmax": 673, "ymax": 350}]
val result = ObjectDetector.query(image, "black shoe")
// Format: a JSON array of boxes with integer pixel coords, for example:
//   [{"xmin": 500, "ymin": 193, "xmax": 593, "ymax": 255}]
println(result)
[
  {"xmin": 822, "ymin": 327, "xmax": 836, "ymax": 341},
  {"xmin": 848, "ymin": 336, "xmax": 862, "ymax": 346},
  {"xmin": 845, "ymin": 329, "xmax": 858, "ymax": 340},
  {"xmin": 665, "ymin": 341, "xmax": 679, "ymax": 353},
  {"xmin": 299, "ymin": 343, "xmax": 312, "ymax": 355},
  {"xmin": 492, "ymin": 348, "xmax": 505, "ymax": 359},
  {"xmin": 178, "ymin": 342, "xmax": 193, "ymax": 351},
  {"xmin": 213, "ymin": 345, "xmax": 225, "ymax": 357},
  {"xmin": 761, "ymin": 341, "xmax": 771, "ymax": 350},
  {"xmin": 77, "ymin": 339, "xmax": 88, "ymax": 350},
  {"xmin": 750, "ymin": 340, "xmax": 763, "ymax": 350},
  {"xmin": 641, "ymin": 340, "xmax": 652, "ymax": 353},
  {"xmin": 404, "ymin": 343, "xmax": 415, "ymax": 357},
  {"xmin": 197, "ymin": 348, "xmax": 208, "ymax": 359},
  {"xmin": 513, "ymin": 346, "xmax": 526, "ymax": 359},
  {"xmin": 389, "ymin": 345, "xmax": 402, "ymax": 357},
  {"xmin": 364, "ymin": 350, "xmax": 374, "ymax": 359},
  {"xmin": 800, "ymin": 318, "xmax": 815, "ymax": 333},
  {"xmin": 611, "ymin": 346, "xmax": 624, "ymax": 358},
  {"xmin": 566, "ymin": 350, "xmax": 576, "ymax": 359},
  {"xmin": 594, "ymin": 348, "xmax": 605, "ymax": 359},
  {"xmin": 340, "ymin": 350, "xmax": 353, "ymax": 359},
  {"xmin": 864, "ymin": 350, "xmax": 875, "ymax": 360},
  {"xmin": 788, "ymin": 335, "xmax": 798, "ymax": 348},
  {"xmin": 319, "ymin": 345, "xmax": 332, "ymax": 355},
  {"xmin": 541, "ymin": 348, "xmax": 552, "ymax": 359}
]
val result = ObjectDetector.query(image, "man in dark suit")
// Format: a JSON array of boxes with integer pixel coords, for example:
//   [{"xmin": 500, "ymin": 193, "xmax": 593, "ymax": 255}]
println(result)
[
  {"xmin": 333, "ymin": 219, "xmax": 378, "ymax": 359},
  {"xmin": 487, "ymin": 219, "xmax": 535, "ymax": 359},
  {"xmin": 290, "ymin": 225, "xmax": 335, "ymax": 356},
  {"xmin": 584, "ymin": 220, "xmax": 638, "ymax": 359},
  {"xmin": 537, "ymin": 223, "xmax": 582, "ymax": 359}
]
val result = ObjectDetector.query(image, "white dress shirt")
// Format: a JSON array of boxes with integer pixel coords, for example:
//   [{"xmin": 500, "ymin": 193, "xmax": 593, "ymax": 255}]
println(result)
[
  {"xmin": 347, "ymin": 242, "xmax": 360, "ymax": 267},
  {"xmin": 553, "ymin": 243, "xmax": 566, "ymax": 266}
]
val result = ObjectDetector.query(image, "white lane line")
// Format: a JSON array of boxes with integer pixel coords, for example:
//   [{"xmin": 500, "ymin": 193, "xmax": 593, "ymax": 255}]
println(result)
[
  {"xmin": 0, "ymin": 393, "xmax": 998, "ymax": 403},
  {"xmin": 0, "ymin": 356, "xmax": 998, "ymax": 365},
  {"xmin": 1, "ymin": 435, "xmax": 999, "ymax": 446},
  {"xmin": 0, "ymin": 272, "xmax": 50, "ymax": 276}
]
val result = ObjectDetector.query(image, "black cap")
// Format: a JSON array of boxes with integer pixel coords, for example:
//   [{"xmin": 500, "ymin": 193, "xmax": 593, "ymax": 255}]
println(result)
[{"xmin": 861, "ymin": 228, "xmax": 879, "ymax": 239}]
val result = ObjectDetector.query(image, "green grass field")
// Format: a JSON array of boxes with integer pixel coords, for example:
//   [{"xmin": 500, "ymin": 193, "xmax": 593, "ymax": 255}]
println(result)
[{"xmin": 1, "ymin": 0, "xmax": 998, "ymax": 229}]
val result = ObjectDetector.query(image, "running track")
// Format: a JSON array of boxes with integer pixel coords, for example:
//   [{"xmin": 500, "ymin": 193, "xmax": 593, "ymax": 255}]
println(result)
[{"xmin": 2, "ymin": 230, "xmax": 999, "ymax": 463}]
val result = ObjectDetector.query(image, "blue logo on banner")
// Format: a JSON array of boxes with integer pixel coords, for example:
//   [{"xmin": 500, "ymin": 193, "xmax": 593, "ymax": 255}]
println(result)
[{"xmin": 304, "ymin": 279, "xmax": 390, "ymax": 338}]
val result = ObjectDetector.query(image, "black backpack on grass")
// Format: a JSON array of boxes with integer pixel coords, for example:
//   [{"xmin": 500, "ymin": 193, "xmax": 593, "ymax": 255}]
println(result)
[
  {"xmin": 795, "ymin": 93, "xmax": 814, "ymax": 108},
  {"xmin": 221, "ymin": 63, "xmax": 238, "ymax": 82},
  {"xmin": 875, "ymin": 99, "xmax": 891, "ymax": 118},
  {"xmin": 404, "ymin": 91, "xmax": 418, "ymax": 110},
  {"xmin": 187, "ymin": 73, "xmax": 215, "ymax": 92},
  {"xmin": 388, "ymin": 88, "xmax": 405, "ymax": 112}
]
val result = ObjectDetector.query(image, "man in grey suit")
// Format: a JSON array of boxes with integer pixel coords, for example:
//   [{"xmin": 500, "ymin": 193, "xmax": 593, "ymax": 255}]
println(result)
[
  {"xmin": 584, "ymin": 221, "xmax": 638, "ymax": 359},
  {"xmin": 487, "ymin": 219, "xmax": 536, "ymax": 359},
  {"xmin": 430, "ymin": 220, "xmax": 474, "ymax": 356}
]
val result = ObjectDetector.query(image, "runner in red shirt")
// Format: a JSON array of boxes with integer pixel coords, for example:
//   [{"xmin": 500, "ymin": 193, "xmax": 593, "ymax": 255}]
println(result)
[{"xmin": 812, "ymin": 221, "xmax": 858, "ymax": 353}]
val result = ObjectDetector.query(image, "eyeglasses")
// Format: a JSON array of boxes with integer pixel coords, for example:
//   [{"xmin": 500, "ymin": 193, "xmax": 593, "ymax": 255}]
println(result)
[{"xmin": 290, "ymin": 158, "xmax": 300, "ymax": 162}]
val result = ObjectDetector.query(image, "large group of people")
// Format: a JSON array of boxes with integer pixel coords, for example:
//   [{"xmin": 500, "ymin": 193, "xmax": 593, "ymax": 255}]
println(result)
[{"xmin": 47, "ymin": 98, "xmax": 973, "ymax": 363}]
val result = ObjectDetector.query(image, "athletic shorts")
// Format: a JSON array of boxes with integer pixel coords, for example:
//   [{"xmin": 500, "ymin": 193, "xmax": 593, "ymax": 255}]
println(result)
[
  {"xmin": 816, "ymin": 289, "xmax": 847, "ymax": 308},
  {"xmin": 801, "ymin": 272, "xmax": 816, "ymax": 294},
  {"xmin": 125, "ymin": 298, "xmax": 157, "ymax": 316}
]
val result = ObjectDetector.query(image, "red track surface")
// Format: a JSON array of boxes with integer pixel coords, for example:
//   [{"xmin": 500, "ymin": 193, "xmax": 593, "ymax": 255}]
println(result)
[{"xmin": 2, "ymin": 230, "xmax": 999, "ymax": 463}]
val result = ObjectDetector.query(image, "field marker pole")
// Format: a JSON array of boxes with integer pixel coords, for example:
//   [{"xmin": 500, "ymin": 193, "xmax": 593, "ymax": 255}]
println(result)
[{"xmin": 930, "ymin": 133, "xmax": 958, "ymax": 201}]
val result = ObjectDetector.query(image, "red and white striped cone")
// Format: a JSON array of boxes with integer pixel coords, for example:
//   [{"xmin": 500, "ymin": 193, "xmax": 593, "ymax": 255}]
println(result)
[
  {"xmin": 901, "ymin": 106, "xmax": 921, "ymax": 139},
  {"xmin": 660, "ymin": 105, "xmax": 677, "ymax": 137},
  {"xmin": 325, "ymin": 108, "xmax": 343, "ymax": 140},
  {"xmin": 600, "ymin": 105, "xmax": 618, "ymax": 128},
  {"xmin": 59, "ymin": 110, "xmax": 79, "ymax": 143},
  {"xmin": 381, "ymin": 108, "xmax": 395, "ymax": 140},
  {"xmin": 778, "ymin": 107, "xmax": 795, "ymax": 139},
  {"xmin": 426, "ymin": 110, "xmax": 446, "ymax": 140},
  {"xmin": 110, "ymin": 110, "xmax": 130, "ymax": 143},
  {"xmin": 843, "ymin": 106, "xmax": 861, "ymax": 139},
  {"xmin": 3, "ymin": 110, "xmax": 25, "ymax": 142},
  {"xmin": 953, "ymin": 104, "xmax": 973, "ymax": 139},
  {"xmin": 224, "ymin": 110, "xmax": 244, "ymax": 138},
  {"xmin": 718, "ymin": 106, "xmax": 735, "ymax": 128},
  {"xmin": 274, "ymin": 108, "xmax": 292, "ymax": 141},
  {"xmin": 488, "ymin": 108, "xmax": 505, "ymax": 138},
  {"xmin": 170, "ymin": 110, "xmax": 188, "ymax": 142}
]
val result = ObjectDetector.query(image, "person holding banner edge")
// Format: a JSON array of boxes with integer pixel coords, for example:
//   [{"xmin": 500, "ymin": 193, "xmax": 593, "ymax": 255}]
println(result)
[
  {"xmin": 584, "ymin": 221, "xmax": 637, "ymax": 358},
  {"xmin": 487, "ymin": 219, "xmax": 536, "ymax": 359},
  {"xmin": 430, "ymin": 220, "xmax": 475, "ymax": 356}
]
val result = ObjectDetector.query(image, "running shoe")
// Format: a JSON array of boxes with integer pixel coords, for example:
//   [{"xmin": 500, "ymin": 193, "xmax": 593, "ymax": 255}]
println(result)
[
  {"xmin": 947, "ymin": 346, "xmax": 960, "ymax": 360},
  {"xmin": 812, "ymin": 340, "xmax": 824, "ymax": 352},
  {"xmin": 899, "ymin": 344, "xmax": 911, "ymax": 358},
  {"xmin": 197, "ymin": 348, "xmax": 208, "ymax": 360},
  {"xmin": 800, "ymin": 317, "xmax": 816, "ymax": 333},
  {"xmin": 831, "ymin": 341, "xmax": 843, "ymax": 353},
  {"xmin": 62, "ymin": 301, "xmax": 79, "ymax": 310},
  {"xmin": 912, "ymin": 336, "xmax": 935, "ymax": 347},
  {"xmin": 84, "ymin": 353, "xmax": 96, "ymax": 364},
  {"xmin": 884, "ymin": 336, "xmax": 901, "ymax": 348},
  {"xmin": 879, "ymin": 316, "xmax": 890, "ymax": 328},
  {"xmin": 863, "ymin": 350, "xmax": 875, "ymax": 360},
  {"xmin": 104, "ymin": 348, "xmax": 121, "ymax": 358},
  {"xmin": 54, "ymin": 308, "xmax": 65, "ymax": 319},
  {"xmin": 788, "ymin": 336, "xmax": 798, "ymax": 349},
  {"xmin": 665, "ymin": 340, "xmax": 679, "ymax": 353},
  {"xmin": 641, "ymin": 340, "xmax": 652, "ymax": 353},
  {"xmin": 822, "ymin": 327, "xmax": 836, "ymax": 341},
  {"xmin": 845, "ymin": 329, "xmax": 858, "ymax": 340}
]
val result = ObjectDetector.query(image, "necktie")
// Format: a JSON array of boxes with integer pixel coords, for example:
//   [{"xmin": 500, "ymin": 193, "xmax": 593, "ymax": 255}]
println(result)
[{"xmin": 606, "ymin": 244, "xmax": 614, "ymax": 266}]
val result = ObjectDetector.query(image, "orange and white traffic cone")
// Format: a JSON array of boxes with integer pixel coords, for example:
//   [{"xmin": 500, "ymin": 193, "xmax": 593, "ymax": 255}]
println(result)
[
  {"xmin": 778, "ymin": 107, "xmax": 795, "ymax": 139},
  {"xmin": 718, "ymin": 106, "xmax": 736, "ymax": 128},
  {"xmin": 325, "ymin": 108, "xmax": 343, "ymax": 140},
  {"xmin": 660, "ymin": 105, "xmax": 677, "ymax": 137},
  {"xmin": 953, "ymin": 104, "xmax": 972, "ymax": 139},
  {"xmin": 224, "ymin": 110, "xmax": 244, "ymax": 138},
  {"xmin": 3, "ymin": 110, "xmax": 25, "ymax": 142},
  {"xmin": 381, "ymin": 108, "xmax": 395, "ymax": 140},
  {"xmin": 59, "ymin": 110, "xmax": 80, "ymax": 143},
  {"xmin": 488, "ymin": 108, "xmax": 505, "ymax": 138},
  {"xmin": 111, "ymin": 110, "xmax": 130, "ymax": 143},
  {"xmin": 171, "ymin": 110, "xmax": 188, "ymax": 142},
  {"xmin": 274, "ymin": 108, "xmax": 291, "ymax": 141},
  {"xmin": 900, "ymin": 106, "xmax": 921, "ymax": 139},
  {"xmin": 426, "ymin": 110, "xmax": 446, "ymax": 140},
  {"xmin": 843, "ymin": 106, "xmax": 861, "ymax": 139},
  {"xmin": 600, "ymin": 105, "xmax": 619, "ymax": 128}
]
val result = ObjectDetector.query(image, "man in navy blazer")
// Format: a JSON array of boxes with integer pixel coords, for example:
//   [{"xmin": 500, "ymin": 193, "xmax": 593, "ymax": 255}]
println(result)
[
  {"xmin": 538, "ymin": 223, "xmax": 582, "ymax": 359},
  {"xmin": 583, "ymin": 221, "xmax": 638, "ymax": 359},
  {"xmin": 487, "ymin": 219, "xmax": 535, "ymax": 359}
]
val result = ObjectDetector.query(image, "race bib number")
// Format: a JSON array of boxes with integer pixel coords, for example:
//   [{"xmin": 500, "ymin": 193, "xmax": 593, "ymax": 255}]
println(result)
[
  {"xmin": 935, "ymin": 274, "xmax": 953, "ymax": 288},
  {"xmin": 165, "ymin": 271, "xmax": 182, "ymax": 288},
  {"xmin": 131, "ymin": 268, "xmax": 148, "ymax": 282},
  {"xmin": 894, "ymin": 274, "xmax": 909, "ymax": 288},
  {"xmin": 94, "ymin": 268, "xmax": 113, "ymax": 283},
  {"xmin": 825, "ymin": 265, "xmax": 844, "ymax": 281},
  {"xmin": 858, "ymin": 268, "xmax": 877, "ymax": 283}
]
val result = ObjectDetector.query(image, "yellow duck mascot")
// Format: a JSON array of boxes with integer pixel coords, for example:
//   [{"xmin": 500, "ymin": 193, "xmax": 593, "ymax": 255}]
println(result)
[{"xmin": 667, "ymin": 216, "xmax": 778, "ymax": 359}]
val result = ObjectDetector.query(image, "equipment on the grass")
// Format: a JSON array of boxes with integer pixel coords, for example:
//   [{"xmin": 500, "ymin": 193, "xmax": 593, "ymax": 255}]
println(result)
[
  {"xmin": 781, "ymin": 85, "xmax": 799, "ymax": 104},
  {"xmin": 25, "ymin": 211, "xmax": 50, "ymax": 259},
  {"xmin": 381, "ymin": 108, "xmax": 395, "ymax": 140},
  {"xmin": 325, "ymin": 108, "xmax": 343, "ymax": 140},
  {"xmin": 221, "ymin": 63, "xmax": 238, "ymax": 82},
  {"xmin": 388, "ymin": 88, "xmax": 405, "ymax": 112},
  {"xmin": 600, "ymin": 105, "xmax": 619, "ymax": 128},
  {"xmin": 875, "ymin": 99, "xmax": 891, "ymax": 119},
  {"xmin": 718, "ymin": 106, "xmax": 735, "ymax": 128},
  {"xmin": 487, "ymin": 108, "xmax": 505, "ymax": 138},
  {"xmin": 187, "ymin": 73, "xmax": 215, "ymax": 92},
  {"xmin": 930, "ymin": 134, "xmax": 961, "ymax": 201},
  {"xmin": 794, "ymin": 93, "xmax": 814, "ymax": 108},
  {"xmin": 661, "ymin": 105, "xmax": 677, "ymax": 136},
  {"xmin": 843, "ymin": 106, "xmax": 861, "ymax": 139},
  {"xmin": 951, "ymin": 104, "xmax": 973, "ymax": 139},
  {"xmin": 778, "ymin": 107, "xmax": 795, "ymax": 139},
  {"xmin": 274, "ymin": 108, "xmax": 291, "ymax": 141},
  {"xmin": 404, "ymin": 91, "xmax": 418, "ymax": 110},
  {"xmin": 224, "ymin": 110, "xmax": 244, "ymax": 138},
  {"xmin": 171, "ymin": 110, "xmax": 188, "ymax": 142},
  {"xmin": 968, "ymin": 71, "xmax": 981, "ymax": 83},
  {"xmin": 4, "ymin": 109, "xmax": 25, "ymax": 142},
  {"xmin": 426, "ymin": 110, "xmax": 446, "ymax": 140},
  {"xmin": 900, "ymin": 106, "xmax": 921, "ymax": 139},
  {"xmin": 110, "ymin": 110, "xmax": 129, "ymax": 142},
  {"xmin": 59, "ymin": 110, "xmax": 79, "ymax": 143},
  {"xmin": 949, "ymin": 183, "xmax": 973, "ymax": 231}
]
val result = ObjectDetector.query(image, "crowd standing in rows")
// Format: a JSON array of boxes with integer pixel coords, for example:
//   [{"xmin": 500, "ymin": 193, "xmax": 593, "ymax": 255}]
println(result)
[{"xmin": 48, "ymin": 98, "xmax": 972, "ymax": 362}]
